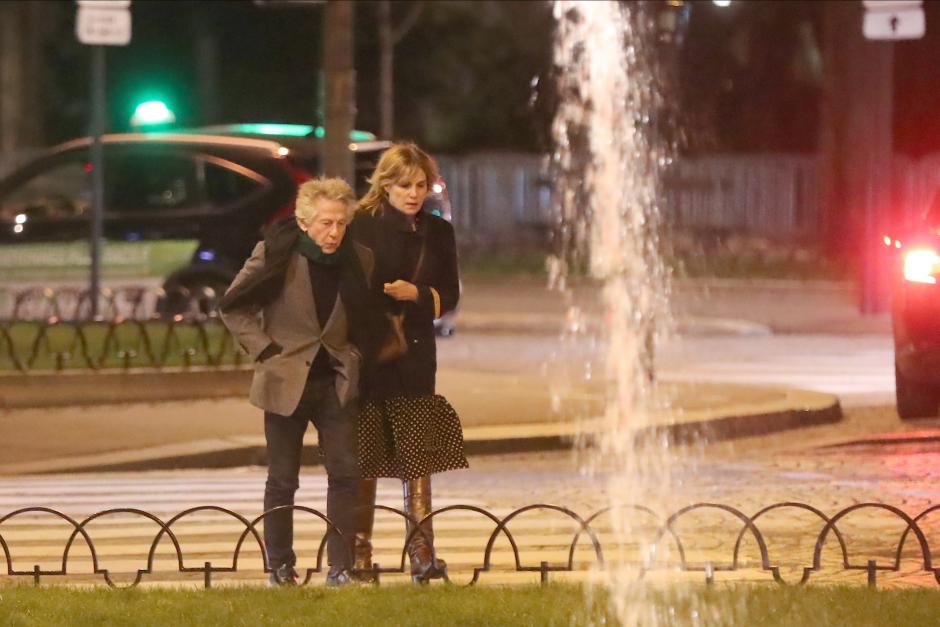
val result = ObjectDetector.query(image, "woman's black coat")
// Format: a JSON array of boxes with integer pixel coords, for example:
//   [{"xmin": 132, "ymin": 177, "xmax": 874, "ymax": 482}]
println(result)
[{"xmin": 349, "ymin": 205, "xmax": 460, "ymax": 400}]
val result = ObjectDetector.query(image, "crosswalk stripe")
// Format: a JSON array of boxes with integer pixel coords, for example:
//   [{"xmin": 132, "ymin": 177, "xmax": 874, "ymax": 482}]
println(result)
[{"xmin": 0, "ymin": 472, "xmax": 616, "ymax": 587}]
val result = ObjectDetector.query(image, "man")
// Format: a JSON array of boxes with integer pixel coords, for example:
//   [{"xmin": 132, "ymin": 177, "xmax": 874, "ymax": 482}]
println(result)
[{"xmin": 219, "ymin": 178, "xmax": 375, "ymax": 586}]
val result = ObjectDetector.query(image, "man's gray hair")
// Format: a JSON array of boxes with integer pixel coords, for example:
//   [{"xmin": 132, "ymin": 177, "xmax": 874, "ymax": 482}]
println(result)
[{"xmin": 295, "ymin": 178, "xmax": 357, "ymax": 222}]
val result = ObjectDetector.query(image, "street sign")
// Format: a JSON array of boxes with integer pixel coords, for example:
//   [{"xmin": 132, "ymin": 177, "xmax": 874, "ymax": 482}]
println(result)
[
  {"xmin": 76, "ymin": 0, "xmax": 131, "ymax": 7},
  {"xmin": 863, "ymin": 0, "xmax": 924, "ymax": 40},
  {"xmin": 253, "ymin": 0, "xmax": 325, "ymax": 7},
  {"xmin": 76, "ymin": 3, "xmax": 132, "ymax": 46}
]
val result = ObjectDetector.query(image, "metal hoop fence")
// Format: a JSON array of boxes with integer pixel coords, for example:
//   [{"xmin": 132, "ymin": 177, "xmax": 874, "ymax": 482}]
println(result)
[
  {"xmin": 0, "ymin": 285, "xmax": 218, "ymax": 323},
  {"xmin": 3, "ymin": 501, "xmax": 940, "ymax": 589},
  {"xmin": 0, "ymin": 284, "xmax": 246, "ymax": 372}
]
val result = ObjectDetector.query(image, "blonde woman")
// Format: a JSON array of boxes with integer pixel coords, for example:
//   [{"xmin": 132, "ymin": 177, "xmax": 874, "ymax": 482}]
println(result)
[{"xmin": 349, "ymin": 143, "xmax": 468, "ymax": 583}]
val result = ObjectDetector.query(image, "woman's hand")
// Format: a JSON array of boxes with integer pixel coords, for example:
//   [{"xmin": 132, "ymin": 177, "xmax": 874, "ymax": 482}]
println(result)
[{"xmin": 383, "ymin": 280, "xmax": 419, "ymax": 302}]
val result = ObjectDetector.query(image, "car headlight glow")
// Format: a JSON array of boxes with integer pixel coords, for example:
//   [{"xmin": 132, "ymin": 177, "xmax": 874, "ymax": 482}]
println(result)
[{"xmin": 903, "ymin": 248, "xmax": 940, "ymax": 284}]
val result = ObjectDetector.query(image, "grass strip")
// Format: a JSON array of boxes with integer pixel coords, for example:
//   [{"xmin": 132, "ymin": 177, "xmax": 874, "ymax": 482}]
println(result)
[
  {"xmin": 2, "ymin": 583, "xmax": 940, "ymax": 626},
  {"xmin": 0, "ymin": 321, "xmax": 241, "ymax": 371}
]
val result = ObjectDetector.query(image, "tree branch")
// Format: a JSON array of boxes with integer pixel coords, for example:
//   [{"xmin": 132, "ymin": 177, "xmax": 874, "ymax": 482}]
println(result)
[{"xmin": 391, "ymin": 0, "xmax": 425, "ymax": 45}]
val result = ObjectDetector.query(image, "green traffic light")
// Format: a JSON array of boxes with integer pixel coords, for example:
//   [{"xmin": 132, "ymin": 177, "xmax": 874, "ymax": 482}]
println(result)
[{"xmin": 131, "ymin": 100, "xmax": 176, "ymax": 127}]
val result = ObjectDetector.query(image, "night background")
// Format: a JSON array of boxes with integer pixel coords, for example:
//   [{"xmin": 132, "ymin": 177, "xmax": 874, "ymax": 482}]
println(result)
[
  {"xmin": 16, "ymin": 0, "xmax": 940, "ymax": 157},
  {"xmin": 3, "ymin": 0, "xmax": 940, "ymax": 282},
  {"xmin": 4, "ymin": 2, "xmax": 940, "ymax": 611}
]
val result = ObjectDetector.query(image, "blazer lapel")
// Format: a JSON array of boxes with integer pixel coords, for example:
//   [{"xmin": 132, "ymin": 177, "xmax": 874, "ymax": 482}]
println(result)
[
  {"xmin": 291, "ymin": 253, "xmax": 321, "ymax": 334},
  {"xmin": 322, "ymin": 292, "xmax": 343, "ymax": 331}
]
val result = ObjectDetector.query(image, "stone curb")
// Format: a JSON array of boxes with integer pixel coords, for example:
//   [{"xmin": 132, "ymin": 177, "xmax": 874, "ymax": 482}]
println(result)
[
  {"xmin": 0, "ymin": 387, "xmax": 842, "ymax": 475},
  {"xmin": 455, "ymin": 313, "xmax": 772, "ymax": 337},
  {"xmin": 0, "ymin": 368, "xmax": 252, "ymax": 409},
  {"xmin": 815, "ymin": 428, "xmax": 940, "ymax": 449}
]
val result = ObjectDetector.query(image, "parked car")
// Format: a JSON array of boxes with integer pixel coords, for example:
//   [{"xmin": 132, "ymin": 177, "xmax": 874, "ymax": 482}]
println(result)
[
  {"xmin": 0, "ymin": 124, "xmax": 459, "ymax": 332},
  {"xmin": 889, "ymin": 194, "xmax": 940, "ymax": 418},
  {"xmin": 0, "ymin": 124, "xmax": 389, "ymax": 315}
]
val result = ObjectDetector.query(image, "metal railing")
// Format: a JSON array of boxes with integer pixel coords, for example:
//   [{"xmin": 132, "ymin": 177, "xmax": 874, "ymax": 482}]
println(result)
[
  {"xmin": 438, "ymin": 151, "xmax": 940, "ymax": 240},
  {"xmin": 3, "ymin": 501, "xmax": 940, "ymax": 589},
  {"xmin": 0, "ymin": 318, "xmax": 244, "ymax": 372},
  {"xmin": 0, "ymin": 286, "xmax": 244, "ymax": 372},
  {"xmin": 0, "ymin": 285, "xmax": 216, "ymax": 323}
]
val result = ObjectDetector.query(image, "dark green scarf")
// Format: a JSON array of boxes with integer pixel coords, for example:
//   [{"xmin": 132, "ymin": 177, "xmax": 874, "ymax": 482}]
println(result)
[{"xmin": 294, "ymin": 232, "xmax": 342, "ymax": 266}]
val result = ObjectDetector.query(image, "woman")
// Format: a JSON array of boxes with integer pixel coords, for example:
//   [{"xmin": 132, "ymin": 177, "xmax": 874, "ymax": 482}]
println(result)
[{"xmin": 350, "ymin": 143, "xmax": 468, "ymax": 583}]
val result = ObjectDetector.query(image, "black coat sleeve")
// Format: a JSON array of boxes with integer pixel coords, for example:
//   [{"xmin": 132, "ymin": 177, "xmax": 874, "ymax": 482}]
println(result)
[{"xmin": 408, "ymin": 218, "xmax": 460, "ymax": 321}]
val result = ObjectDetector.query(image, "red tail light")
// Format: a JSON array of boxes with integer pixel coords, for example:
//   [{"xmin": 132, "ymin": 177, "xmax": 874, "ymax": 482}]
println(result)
[{"xmin": 903, "ymin": 248, "xmax": 940, "ymax": 284}]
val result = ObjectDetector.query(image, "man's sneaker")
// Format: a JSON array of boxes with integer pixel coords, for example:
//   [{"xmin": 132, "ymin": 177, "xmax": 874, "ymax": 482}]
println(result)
[
  {"xmin": 350, "ymin": 567, "xmax": 377, "ymax": 584},
  {"xmin": 268, "ymin": 564, "xmax": 299, "ymax": 587},
  {"xmin": 325, "ymin": 567, "xmax": 353, "ymax": 587}
]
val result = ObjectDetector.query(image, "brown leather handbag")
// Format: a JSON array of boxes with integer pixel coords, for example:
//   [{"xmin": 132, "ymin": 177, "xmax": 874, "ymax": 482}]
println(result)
[
  {"xmin": 375, "ymin": 310, "xmax": 408, "ymax": 364},
  {"xmin": 374, "ymin": 237, "xmax": 427, "ymax": 364}
]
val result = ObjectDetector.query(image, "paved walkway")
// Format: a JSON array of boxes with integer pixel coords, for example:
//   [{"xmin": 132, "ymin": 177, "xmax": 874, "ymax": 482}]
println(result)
[
  {"xmin": 4, "ymin": 432, "xmax": 939, "ymax": 589},
  {"xmin": 0, "ymin": 375, "xmax": 837, "ymax": 474},
  {"xmin": 0, "ymin": 275, "xmax": 886, "ymax": 474},
  {"xmin": 1, "ymin": 277, "xmax": 926, "ymax": 590}
]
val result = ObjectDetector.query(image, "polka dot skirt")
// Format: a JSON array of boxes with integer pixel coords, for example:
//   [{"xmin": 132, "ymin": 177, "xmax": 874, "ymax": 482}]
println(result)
[{"xmin": 358, "ymin": 394, "xmax": 469, "ymax": 480}]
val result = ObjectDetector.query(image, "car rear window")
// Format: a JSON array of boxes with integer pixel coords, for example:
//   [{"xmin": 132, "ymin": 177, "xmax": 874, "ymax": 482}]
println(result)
[
  {"xmin": 107, "ymin": 154, "xmax": 200, "ymax": 212},
  {"xmin": 204, "ymin": 162, "xmax": 263, "ymax": 204},
  {"xmin": 0, "ymin": 157, "xmax": 91, "ymax": 221}
]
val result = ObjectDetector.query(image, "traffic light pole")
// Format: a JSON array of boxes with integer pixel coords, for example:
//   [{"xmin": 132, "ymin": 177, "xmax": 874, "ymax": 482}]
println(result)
[
  {"xmin": 89, "ymin": 45, "xmax": 105, "ymax": 320},
  {"xmin": 820, "ymin": 1, "xmax": 894, "ymax": 315}
]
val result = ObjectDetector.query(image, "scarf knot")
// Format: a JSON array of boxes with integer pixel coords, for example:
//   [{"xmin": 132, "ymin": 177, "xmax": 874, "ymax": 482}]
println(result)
[{"xmin": 294, "ymin": 232, "xmax": 342, "ymax": 265}]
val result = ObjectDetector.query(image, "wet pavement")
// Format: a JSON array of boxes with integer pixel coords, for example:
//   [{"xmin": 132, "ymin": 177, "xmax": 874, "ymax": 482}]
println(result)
[
  {"xmin": 1, "ymin": 275, "xmax": 928, "ymax": 587},
  {"xmin": 3, "ymin": 405, "xmax": 940, "ymax": 588}
]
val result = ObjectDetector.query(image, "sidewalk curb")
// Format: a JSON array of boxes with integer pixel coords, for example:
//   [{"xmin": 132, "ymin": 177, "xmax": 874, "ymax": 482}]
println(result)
[
  {"xmin": 456, "ymin": 313, "xmax": 771, "ymax": 337},
  {"xmin": 0, "ymin": 368, "xmax": 252, "ymax": 409},
  {"xmin": 816, "ymin": 428, "xmax": 940, "ymax": 449},
  {"xmin": 0, "ymin": 395, "xmax": 842, "ymax": 475}
]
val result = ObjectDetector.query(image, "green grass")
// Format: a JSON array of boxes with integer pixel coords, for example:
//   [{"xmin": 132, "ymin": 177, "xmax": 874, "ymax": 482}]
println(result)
[
  {"xmin": 0, "ymin": 584, "xmax": 602, "ymax": 627},
  {"xmin": 0, "ymin": 321, "xmax": 242, "ymax": 371},
  {"xmin": 1, "ymin": 584, "xmax": 940, "ymax": 626}
]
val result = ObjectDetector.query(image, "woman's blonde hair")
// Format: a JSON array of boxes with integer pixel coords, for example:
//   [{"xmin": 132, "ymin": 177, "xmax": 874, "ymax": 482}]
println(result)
[
  {"xmin": 295, "ymin": 177, "xmax": 357, "ymax": 222},
  {"xmin": 359, "ymin": 143, "xmax": 439, "ymax": 214}
]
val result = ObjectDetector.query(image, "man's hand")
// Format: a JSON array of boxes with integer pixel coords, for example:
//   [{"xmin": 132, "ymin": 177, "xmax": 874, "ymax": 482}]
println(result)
[{"xmin": 383, "ymin": 280, "xmax": 419, "ymax": 302}]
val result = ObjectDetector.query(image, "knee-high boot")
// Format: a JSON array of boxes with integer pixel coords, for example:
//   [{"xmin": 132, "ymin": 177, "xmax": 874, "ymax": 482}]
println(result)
[
  {"xmin": 353, "ymin": 478, "xmax": 377, "ymax": 580},
  {"xmin": 403, "ymin": 475, "xmax": 447, "ymax": 583}
]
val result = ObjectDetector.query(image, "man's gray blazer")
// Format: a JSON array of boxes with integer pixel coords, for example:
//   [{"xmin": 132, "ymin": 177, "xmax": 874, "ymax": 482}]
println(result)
[{"xmin": 221, "ymin": 241, "xmax": 366, "ymax": 416}]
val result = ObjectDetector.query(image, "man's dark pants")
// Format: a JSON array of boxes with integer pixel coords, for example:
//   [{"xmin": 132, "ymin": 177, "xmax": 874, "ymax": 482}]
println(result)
[{"xmin": 263, "ymin": 373, "xmax": 359, "ymax": 571}]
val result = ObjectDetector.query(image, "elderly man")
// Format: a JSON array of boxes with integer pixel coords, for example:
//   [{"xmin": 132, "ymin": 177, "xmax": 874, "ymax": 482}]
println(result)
[{"xmin": 219, "ymin": 178, "xmax": 375, "ymax": 586}]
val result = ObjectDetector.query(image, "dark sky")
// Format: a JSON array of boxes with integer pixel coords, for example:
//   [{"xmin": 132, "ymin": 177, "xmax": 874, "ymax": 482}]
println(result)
[
  {"xmin": 41, "ymin": 0, "xmax": 940, "ymax": 157},
  {"xmin": 51, "ymin": 0, "xmax": 555, "ymax": 154}
]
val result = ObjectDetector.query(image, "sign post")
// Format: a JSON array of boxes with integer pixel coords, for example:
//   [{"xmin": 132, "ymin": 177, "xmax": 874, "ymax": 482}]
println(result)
[
  {"xmin": 862, "ymin": 0, "xmax": 924, "ymax": 40},
  {"xmin": 857, "ymin": 1, "xmax": 924, "ymax": 313},
  {"xmin": 75, "ymin": 0, "xmax": 131, "ymax": 319}
]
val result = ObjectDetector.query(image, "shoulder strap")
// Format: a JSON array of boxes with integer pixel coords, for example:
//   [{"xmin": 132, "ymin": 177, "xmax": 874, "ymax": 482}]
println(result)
[{"xmin": 410, "ymin": 235, "xmax": 428, "ymax": 283}]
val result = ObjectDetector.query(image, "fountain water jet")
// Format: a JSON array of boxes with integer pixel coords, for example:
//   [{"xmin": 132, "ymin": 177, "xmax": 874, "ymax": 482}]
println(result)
[{"xmin": 551, "ymin": 1, "xmax": 695, "ymax": 623}]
